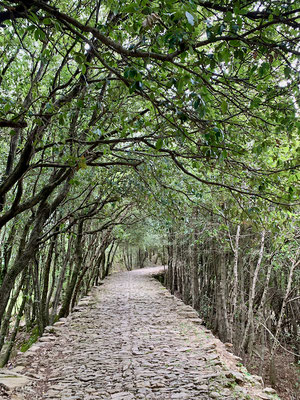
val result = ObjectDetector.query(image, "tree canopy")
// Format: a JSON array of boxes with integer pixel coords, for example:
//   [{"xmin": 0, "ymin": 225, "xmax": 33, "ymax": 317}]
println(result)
[{"xmin": 0, "ymin": 1, "xmax": 299, "ymax": 390}]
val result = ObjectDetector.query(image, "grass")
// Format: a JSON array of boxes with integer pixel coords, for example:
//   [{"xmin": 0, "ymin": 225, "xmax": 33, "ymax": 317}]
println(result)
[{"xmin": 19, "ymin": 326, "xmax": 39, "ymax": 352}]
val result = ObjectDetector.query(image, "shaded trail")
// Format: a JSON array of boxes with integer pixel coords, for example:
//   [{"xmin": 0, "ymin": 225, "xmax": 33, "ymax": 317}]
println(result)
[{"xmin": 7, "ymin": 267, "xmax": 277, "ymax": 400}]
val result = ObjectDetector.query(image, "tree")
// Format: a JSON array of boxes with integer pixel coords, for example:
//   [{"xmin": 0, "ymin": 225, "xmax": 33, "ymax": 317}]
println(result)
[{"xmin": 0, "ymin": 1, "xmax": 299, "ymax": 384}]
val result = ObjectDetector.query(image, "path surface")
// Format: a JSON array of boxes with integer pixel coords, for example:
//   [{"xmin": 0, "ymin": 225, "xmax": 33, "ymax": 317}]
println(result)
[{"xmin": 5, "ymin": 267, "xmax": 277, "ymax": 400}]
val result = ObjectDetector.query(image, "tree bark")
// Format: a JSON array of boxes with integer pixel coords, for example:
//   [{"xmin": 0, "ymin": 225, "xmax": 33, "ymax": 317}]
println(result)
[
  {"xmin": 241, "ymin": 229, "xmax": 265, "ymax": 354},
  {"xmin": 229, "ymin": 224, "xmax": 241, "ymax": 343},
  {"xmin": 58, "ymin": 220, "xmax": 84, "ymax": 318}
]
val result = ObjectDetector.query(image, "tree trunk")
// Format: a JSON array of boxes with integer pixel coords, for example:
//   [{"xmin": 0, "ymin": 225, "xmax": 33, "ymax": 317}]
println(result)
[
  {"xmin": 192, "ymin": 212, "xmax": 200, "ymax": 310},
  {"xmin": 40, "ymin": 235, "xmax": 56, "ymax": 330},
  {"xmin": 218, "ymin": 251, "xmax": 230, "ymax": 342},
  {"xmin": 241, "ymin": 229, "xmax": 265, "ymax": 354},
  {"xmin": 58, "ymin": 220, "xmax": 84, "ymax": 318},
  {"xmin": 50, "ymin": 235, "xmax": 72, "ymax": 323},
  {"xmin": 269, "ymin": 254, "xmax": 299, "ymax": 384},
  {"xmin": 230, "ymin": 224, "xmax": 240, "ymax": 343}
]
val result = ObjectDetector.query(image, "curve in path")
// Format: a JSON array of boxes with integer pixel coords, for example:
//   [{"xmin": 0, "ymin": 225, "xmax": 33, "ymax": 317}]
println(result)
[{"xmin": 7, "ymin": 267, "xmax": 277, "ymax": 400}]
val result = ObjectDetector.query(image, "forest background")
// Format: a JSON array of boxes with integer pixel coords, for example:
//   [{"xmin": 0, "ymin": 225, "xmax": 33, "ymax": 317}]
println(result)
[{"xmin": 0, "ymin": 1, "xmax": 299, "ymax": 398}]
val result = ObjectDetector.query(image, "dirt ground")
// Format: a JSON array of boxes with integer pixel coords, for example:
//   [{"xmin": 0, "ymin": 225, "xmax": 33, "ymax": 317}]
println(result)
[{"xmin": 246, "ymin": 351, "xmax": 300, "ymax": 400}]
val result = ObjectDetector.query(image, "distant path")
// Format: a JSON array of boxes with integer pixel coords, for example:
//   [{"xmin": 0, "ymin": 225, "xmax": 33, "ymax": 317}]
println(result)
[{"xmin": 8, "ymin": 267, "xmax": 276, "ymax": 400}]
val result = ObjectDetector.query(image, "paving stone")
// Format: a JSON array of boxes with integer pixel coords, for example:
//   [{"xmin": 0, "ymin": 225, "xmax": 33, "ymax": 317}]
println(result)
[{"xmin": 7, "ymin": 267, "xmax": 277, "ymax": 400}]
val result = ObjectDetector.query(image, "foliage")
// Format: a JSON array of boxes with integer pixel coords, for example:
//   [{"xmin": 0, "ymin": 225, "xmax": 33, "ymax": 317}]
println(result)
[
  {"xmin": 20, "ymin": 326, "xmax": 39, "ymax": 353},
  {"xmin": 0, "ymin": 0, "xmax": 298, "ymax": 379}
]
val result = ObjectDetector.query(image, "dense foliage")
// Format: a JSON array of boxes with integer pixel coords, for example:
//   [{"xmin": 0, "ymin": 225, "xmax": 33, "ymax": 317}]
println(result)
[{"xmin": 0, "ymin": 1, "xmax": 299, "ymax": 394}]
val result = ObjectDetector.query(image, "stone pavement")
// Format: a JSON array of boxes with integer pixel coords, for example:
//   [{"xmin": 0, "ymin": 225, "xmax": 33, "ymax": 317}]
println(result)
[{"xmin": 4, "ymin": 267, "xmax": 278, "ymax": 400}]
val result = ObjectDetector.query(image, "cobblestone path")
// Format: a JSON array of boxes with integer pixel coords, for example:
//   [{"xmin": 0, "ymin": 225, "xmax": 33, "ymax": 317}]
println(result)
[{"xmin": 6, "ymin": 267, "xmax": 277, "ymax": 400}]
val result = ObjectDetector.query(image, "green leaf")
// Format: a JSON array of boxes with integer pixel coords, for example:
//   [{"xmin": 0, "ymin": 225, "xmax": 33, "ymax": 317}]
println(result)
[
  {"xmin": 123, "ymin": 4, "xmax": 139, "ymax": 12},
  {"xmin": 59, "ymin": 114, "xmax": 65, "ymax": 126},
  {"xmin": 43, "ymin": 18, "xmax": 52, "ymax": 25},
  {"xmin": 250, "ymin": 97, "xmax": 261, "ymax": 109},
  {"xmin": 221, "ymin": 48, "xmax": 230, "ymax": 63},
  {"xmin": 218, "ymin": 149, "xmax": 227, "ymax": 163},
  {"xmin": 34, "ymin": 28, "xmax": 46, "ymax": 41},
  {"xmin": 284, "ymin": 67, "xmax": 291, "ymax": 79},
  {"xmin": 224, "ymin": 11, "xmax": 233, "ymax": 23},
  {"xmin": 74, "ymin": 52, "xmax": 86, "ymax": 64},
  {"xmin": 221, "ymin": 100, "xmax": 228, "ymax": 113},
  {"xmin": 4, "ymin": 102, "xmax": 11, "ymax": 113},
  {"xmin": 156, "ymin": 138, "xmax": 163, "ymax": 150},
  {"xmin": 176, "ymin": 77, "xmax": 185, "ymax": 93},
  {"xmin": 193, "ymin": 96, "xmax": 202, "ymax": 110},
  {"xmin": 258, "ymin": 62, "xmax": 270, "ymax": 77},
  {"xmin": 28, "ymin": 12, "xmax": 40, "ymax": 24}
]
